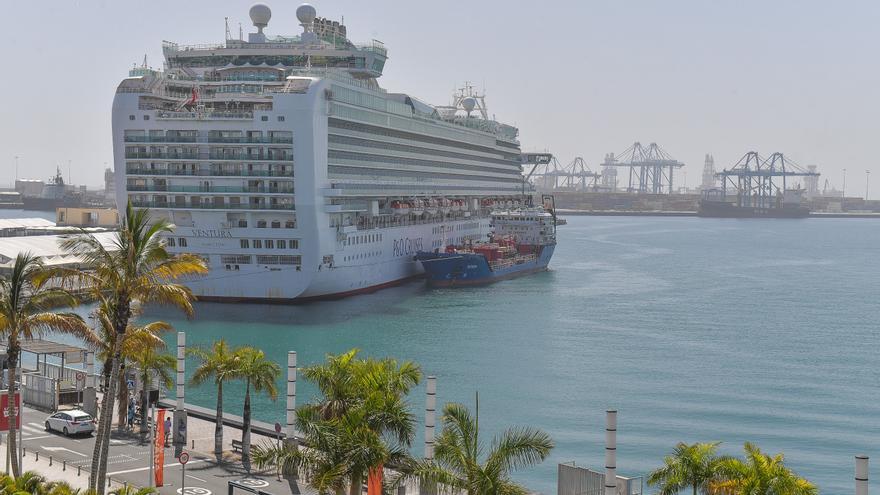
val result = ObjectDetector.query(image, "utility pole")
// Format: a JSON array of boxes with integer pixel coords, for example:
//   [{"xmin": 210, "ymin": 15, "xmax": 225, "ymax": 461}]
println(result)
[{"xmin": 14, "ymin": 156, "xmax": 19, "ymax": 182}]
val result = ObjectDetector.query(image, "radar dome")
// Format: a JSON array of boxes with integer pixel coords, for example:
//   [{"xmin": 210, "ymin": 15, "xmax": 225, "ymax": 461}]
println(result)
[
  {"xmin": 296, "ymin": 3, "xmax": 317, "ymax": 24},
  {"xmin": 462, "ymin": 97, "xmax": 477, "ymax": 114},
  {"xmin": 249, "ymin": 3, "xmax": 272, "ymax": 29}
]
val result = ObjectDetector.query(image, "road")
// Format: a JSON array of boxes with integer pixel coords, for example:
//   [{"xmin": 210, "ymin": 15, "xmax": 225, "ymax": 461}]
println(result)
[{"xmin": 16, "ymin": 406, "xmax": 311, "ymax": 495}]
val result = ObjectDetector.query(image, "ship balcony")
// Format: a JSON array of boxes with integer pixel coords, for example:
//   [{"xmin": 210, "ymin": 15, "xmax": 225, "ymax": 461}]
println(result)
[
  {"xmin": 124, "ymin": 151, "xmax": 292, "ymax": 162},
  {"xmin": 126, "ymin": 185, "xmax": 294, "ymax": 194},
  {"xmin": 124, "ymin": 136, "xmax": 293, "ymax": 144},
  {"xmin": 126, "ymin": 167, "xmax": 293, "ymax": 178},
  {"xmin": 131, "ymin": 200, "xmax": 295, "ymax": 211}
]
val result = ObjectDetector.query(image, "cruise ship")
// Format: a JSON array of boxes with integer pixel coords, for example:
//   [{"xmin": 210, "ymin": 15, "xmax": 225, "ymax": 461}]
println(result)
[{"xmin": 113, "ymin": 3, "xmax": 530, "ymax": 301}]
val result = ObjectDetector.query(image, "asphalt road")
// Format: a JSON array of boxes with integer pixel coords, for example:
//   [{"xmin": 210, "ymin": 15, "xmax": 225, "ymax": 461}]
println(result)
[{"xmin": 17, "ymin": 406, "xmax": 309, "ymax": 495}]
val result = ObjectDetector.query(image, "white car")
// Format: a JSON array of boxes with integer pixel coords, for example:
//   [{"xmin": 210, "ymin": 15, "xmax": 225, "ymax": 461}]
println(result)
[{"xmin": 45, "ymin": 410, "xmax": 95, "ymax": 436}]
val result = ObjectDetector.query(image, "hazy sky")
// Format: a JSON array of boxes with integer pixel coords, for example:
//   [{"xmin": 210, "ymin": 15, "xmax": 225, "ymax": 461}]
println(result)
[{"xmin": 1, "ymin": 1, "xmax": 877, "ymax": 195}]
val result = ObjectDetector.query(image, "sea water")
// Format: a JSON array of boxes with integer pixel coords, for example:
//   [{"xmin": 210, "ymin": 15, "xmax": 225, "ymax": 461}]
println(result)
[{"xmin": 56, "ymin": 215, "xmax": 880, "ymax": 494}]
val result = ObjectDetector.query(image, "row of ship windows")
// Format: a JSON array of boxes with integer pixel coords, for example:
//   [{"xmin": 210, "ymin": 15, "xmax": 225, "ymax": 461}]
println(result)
[
  {"xmin": 220, "ymin": 254, "xmax": 302, "ymax": 271},
  {"xmin": 344, "ymin": 233, "xmax": 382, "ymax": 246},
  {"xmin": 431, "ymin": 234, "xmax": 482, "ymax": 249},
  {"xmin": 329, "ymin": 118, "xmax": 520, "ymax": 160},
  {"xmin": 239, "ymin": 239, "xmax": 300, "ymax": 249},
  {"xmin": 328, "ymin": 165, "xmax": 523, "ymax": 185},
  {"xmin": 328, "ymin": 134, "xmax": 519, "ymax": 168},
  {"xmin": 430, "ymin": 222, "xmax": 480, "ymax": 235},
  {"xmin": 343, "ymin": 251, "xmax": 382, "ymax": 263},
  {"xmin": 328, "ymin": 149, "xmax": 517, "ymax": 177},
  {"xmin": 127, "ymin": 114, "xmax": 286, "ymax": 122},
  {"xmin": 332, "ymin": 103, "xmax": 494, "ymax": 148}
]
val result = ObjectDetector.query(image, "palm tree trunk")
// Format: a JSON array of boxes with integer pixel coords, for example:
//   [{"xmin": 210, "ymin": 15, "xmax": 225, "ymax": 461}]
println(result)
[
  {"xmin": 214, "ymin": 381, "xmax": 223, "ymax": 456},
  {"xmin": 693, "ymin": 483, "xmax": 698, "ymax": 495},
  {"xmin": 139, "ymin": 376, "xmax": 149, "ymax": 439},
  {"xmin": 242, "ymin": 379, "xmax": 251, "ymax": 467},
  {"xmin": 90, "ymin": 339, "xmax": 124, "ymax": 493},
  {"xmin": 349, "ymin": 472, "xmax": 363, "ymax": 495},
  {"xmin": 116, "ymin": 365, "xmax": 128, "ymax": 432},
  {"xmin": 6, "ymin": 339, "xmax": 20, "ymax": 478}
]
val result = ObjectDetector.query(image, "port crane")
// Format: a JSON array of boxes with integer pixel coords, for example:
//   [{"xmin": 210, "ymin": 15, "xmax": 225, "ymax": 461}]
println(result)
[
  {"xmin": 524, "ymin": 156, "xmax": 600, "ymax": 191},
  {"xmin": 715, "ymin": 152, "xmax": 820, "ymax": 209},
  {"xmin": 599, "ymin": 142, "xmax": 684, "ymax": 194}
]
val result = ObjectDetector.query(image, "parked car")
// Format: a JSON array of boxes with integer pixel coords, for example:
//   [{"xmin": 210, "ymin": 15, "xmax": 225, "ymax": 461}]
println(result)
[{"xmin": 45, "ymin": 410, "xmax": 95, "ymax": 436}]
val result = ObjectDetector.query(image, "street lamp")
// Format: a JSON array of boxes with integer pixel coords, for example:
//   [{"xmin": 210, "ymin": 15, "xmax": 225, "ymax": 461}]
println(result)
[
  {"xmin": 842, "ymin": 168, "xmax": 847, "ymax": 200},
  {"xmin": 867, "ymin": 170, "xmax": 871, "ymax": 201}
]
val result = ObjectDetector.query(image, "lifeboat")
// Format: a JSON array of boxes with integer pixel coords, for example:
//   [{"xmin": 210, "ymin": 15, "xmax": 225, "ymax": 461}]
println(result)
[
  {"xmin": 451, "ymin": 199, "xmax": 462, "ymax": 212},
  {"xmin": 410, "ymin": 198, "xmax": 424, "ymax": 216},
  {"xmin": 391, "ymin": 200, "xmax": 411, "ymax": 216},
  {"xmin": 440, "ymin": 198, "xmax": 452, "ymax": 214},
  {"xmin": 425, "ymin": 198, "xmax": 439, "ymax": 215}
]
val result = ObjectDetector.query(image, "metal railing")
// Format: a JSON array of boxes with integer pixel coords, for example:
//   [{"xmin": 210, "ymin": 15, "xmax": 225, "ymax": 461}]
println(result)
[
  {"xmin": 124, "ymin": 151, "xmax": 292, "ymax": 161},
  {"xmin": 125, "ymin": 167, "xmax": 293, "ymax": 178},
  {"xmin": 123, "ymin": 135, "xmax": 292, "ymax": 144},
  {"xmin": 126, "ymin": 185, "xmax": 294, "ymax": 194},
  {"xmin": 131, "ymin": 201, "xmax": 295, "ymax": 211}
]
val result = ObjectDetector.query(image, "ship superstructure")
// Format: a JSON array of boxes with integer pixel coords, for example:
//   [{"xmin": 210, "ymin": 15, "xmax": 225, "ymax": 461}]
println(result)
[{"xmin": 113, "ymin": 3, "xmax": 526, "ymax": 301}]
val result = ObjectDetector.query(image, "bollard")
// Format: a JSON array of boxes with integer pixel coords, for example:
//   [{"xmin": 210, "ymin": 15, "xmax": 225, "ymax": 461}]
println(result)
[
  {"xmin": 856, "ymin": 455, "xmax": 869, "ymax": 495},
  {"xmin": 192, "ymin": 439, "xmax": 195, "ymax": 449},
  {"xmin": 107, "ymin": 477, "xmax": 111, "ymax": 487},
  {"xmin": 605, "ymin": 410, "xmax": 617, "ymax": 495},
  {"xmin": 63, "ymin": 460, "xmax": 66, "ymax": 471},
  {"xmin": 425, "ymin": 376, "xmax": 436, "ymax": 461},
  {"xmin": 49, "ymin": 455, "xmax": 52, "ymax": 466},
  {"xmin": 78, "ymin": 465, "xmax": 81, "ymax": 476},
  {"xmin": 35, "ymin": 451, "xmax": 38, "ymax": 462}
]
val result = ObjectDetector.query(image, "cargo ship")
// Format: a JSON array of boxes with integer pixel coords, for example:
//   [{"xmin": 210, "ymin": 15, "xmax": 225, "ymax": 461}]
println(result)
[
  {"xmin": 698, "ymin": 188, "xmax": 810, "ymax": 218},
  {"xmin": 415, "ymin": 206, "xmax": 556, "ymax": 287}
]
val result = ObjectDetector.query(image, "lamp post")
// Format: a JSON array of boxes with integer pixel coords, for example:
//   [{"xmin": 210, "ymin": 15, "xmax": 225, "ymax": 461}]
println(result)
[{"xmin": 866, "ymin": 170, "xmax": 871, "ymax": 201}]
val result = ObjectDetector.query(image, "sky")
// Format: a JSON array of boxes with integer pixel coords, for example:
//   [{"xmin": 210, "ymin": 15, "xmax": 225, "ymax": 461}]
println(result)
[{"xmin": 0, "ymin": 0, "xmax": 877, "ymax": 195}]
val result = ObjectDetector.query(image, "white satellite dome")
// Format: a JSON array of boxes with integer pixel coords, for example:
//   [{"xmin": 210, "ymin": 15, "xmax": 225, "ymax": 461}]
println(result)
[
  {"xmin": 462, "ymin": 97, "xmax": 477, "ymax": 114},
  {"xmin": 296, "ymin": 3, "xmax": 317, "ymax": 24},
  {"xmin": 249, "ymin": 3, "xmax": 272, "ymax": 29}
]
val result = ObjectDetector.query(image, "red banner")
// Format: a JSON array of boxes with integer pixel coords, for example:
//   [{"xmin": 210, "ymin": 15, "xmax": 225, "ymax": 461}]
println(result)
[
  {"xmin": 0, "ymin": 393, "xmax": 21, "ymax": 431},
  {"xmin": 367, "ymin": 464, "xmax": 383, "ymax": 495},
  {"xmin": 155, "ymin": 409, "xmax": 166, "ymax": 487}
]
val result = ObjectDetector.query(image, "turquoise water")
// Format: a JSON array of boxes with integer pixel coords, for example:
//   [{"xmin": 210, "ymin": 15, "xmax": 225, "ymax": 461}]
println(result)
[{"xmin": 63, "ymin": 216, "xmax": 880, "ymax": 493}]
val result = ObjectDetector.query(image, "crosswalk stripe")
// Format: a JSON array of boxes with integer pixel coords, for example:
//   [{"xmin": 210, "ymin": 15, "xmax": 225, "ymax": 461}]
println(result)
[
  {"xmin": 27, "ymin": 422, "xmax": 44, "ymax": 429},
  {"xmin": 21, "ymin": 425, "xmax": 44, "ymax": 434}
]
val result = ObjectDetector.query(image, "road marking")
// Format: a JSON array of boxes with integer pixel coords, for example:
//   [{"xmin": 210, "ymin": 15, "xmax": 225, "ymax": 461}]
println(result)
[
  {"xmin": 107, "ymin": 459, "xmax": 206, "ymax": 475},
  {"xmin": 177, "ymin": 488, "xmax": 212, "ymax": 495},
  {"xmin": 237, "ymin": 478, "xmax": 270, "ymax": 488},
  {"xmin": 22, "ymin": 425, "xmax": 44, "ymax": 434},
  {"xmin": 186, "ymin": 474, "xmax": 207, "ymax": 482},
  {"xmin": 21, "ymin": 435, "xmax": 54, "ymax": 441},
  {"xmin": 41, "ymin": 446, "xmax": 88, "ymax": 457}
]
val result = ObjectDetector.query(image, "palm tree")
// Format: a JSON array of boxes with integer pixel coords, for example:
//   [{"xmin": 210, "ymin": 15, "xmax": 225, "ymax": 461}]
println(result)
[
  {"xmin": 128, "ymin": 345, "xmax": 175, "ymax": 438},
  {"xmin": 108, "ymin": 486, "xmax": 157, "ymax": 495},
  {"xmin": 188, "ymin": 339, "xmax": 240, "ymax": 456},
  {"xmin": 60, "ymin": 202, "xmax": 207, "ymax": 494},
  {"xmin": 0, "ymin": 253, "xmax": 92, "ymax": 478},
  {"xmin": 0, "ymin": 470, "xmax": 48, "ymax": 493},
  {"xmin": 710, "ymin": 442, "xmax": 817, "ymax": 495},
  {"xmin": 404, "ymin": 396, "xmax": 554, "ymax": 495},
  {"xmin": 648, "ymin": 442, "xmax": 729, "ymax": 495},
  {"xmin": 298, "ymin": 349, "xmax": 421, "ymax": 495},
  {"xmin": 87, "ymin": 299, "xmax": 172, "ymax": 432},
  {"xmin": 236, "ymin": 347, "xmax": 280, "ymax": 466}
]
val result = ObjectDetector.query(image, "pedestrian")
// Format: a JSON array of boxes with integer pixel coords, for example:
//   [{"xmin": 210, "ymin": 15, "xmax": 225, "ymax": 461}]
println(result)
[
  {"xmin": 127, "ymin": 401, "xmax": 136, "ymax": 430},
  {"xmin": 164, "ymin": 416, "xmax": 172, "ymax": 447}
]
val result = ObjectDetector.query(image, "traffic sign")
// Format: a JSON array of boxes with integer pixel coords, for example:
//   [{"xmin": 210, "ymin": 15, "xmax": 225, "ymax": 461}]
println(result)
[
  {"xmin": 274, "ymin": 422, "xmax": 282, "ymax": 434},
  {"xmin": 178, "ymin": 451, "xmax": 190, "ymax": 465},
  {"xmin": 76, "ymin": 372, "xmax": 86, "ymax": 382}
]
